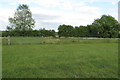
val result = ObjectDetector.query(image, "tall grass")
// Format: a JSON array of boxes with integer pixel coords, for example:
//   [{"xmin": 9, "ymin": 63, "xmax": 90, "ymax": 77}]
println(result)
[{"xmin": 2, "ymin": 37, "xmax": 118, "ymax": 45}]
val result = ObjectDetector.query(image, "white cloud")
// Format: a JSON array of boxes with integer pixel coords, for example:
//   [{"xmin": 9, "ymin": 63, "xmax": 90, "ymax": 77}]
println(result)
[
  {"xmin": 31, "ymin": 5, "xmax": 101, "ymax": 28},
  {"xmin": 9, "ymin": 0, "xmax": 31, "ymax": 6},
  {"xmin": 0, "ymin": 0, "xmax": 118, "ymax": 31},
  {"xmin": 33, "ymin": 0, "xmax": 62, "ymax": 7},
  {"xmin": 30, "ymin": 0, "xmax": 101, "ymax": 26},
  {"xmin": 112, "ymin": 1, "xmax": 116, "ymax": 5},
  {"xmin": 0, "ymin": 7, "xmax": 15, "ymax": 30},
  {"xmin": 76, "ymin": 6, "xmax": 101, "ymax": 14},
  {"xmin": 109, "ymin": 12, "xmax": 118, "ymax": 21},
  {"xmin": 83, "ymin": 0, "xmax": 119, "ymax": 3},
  {"xmin": 31, "ymin": 0, "xmax": 86, "ymax": 10}
]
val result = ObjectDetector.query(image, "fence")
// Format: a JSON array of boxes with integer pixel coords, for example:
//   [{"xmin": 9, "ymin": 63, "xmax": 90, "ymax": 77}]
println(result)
[
  {"xmin": 2, "ymin": 37, "xmax": 119, "ymax": 45},
  {"xmin": 2, "ymin": 37, "xmax": 11, "ymax": 45}
]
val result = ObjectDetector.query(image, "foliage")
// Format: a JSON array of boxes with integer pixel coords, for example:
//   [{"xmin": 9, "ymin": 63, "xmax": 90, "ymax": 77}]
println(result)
[
  {"xmin": 74, "ymin": 26, "xmax": 88, "ymax": 37},
  {"xmin": 7, "ymin": 4, "xmax": 35, "ymax": 31},
  {"xmin": 90, "ymin": 15, "xmax": 120, "ymax": 38},
  {"xmin": 58, "ymin": 15, "xmax": 120, "ymax": 38},
  {"xmin": 2, "ymin": 29, "xmax": 55, "ymax": 37},
  {"xmin": 39, "ymin": 28, "xmax": 55, "ymax": 37},
  {"xmin": 58, "ymin": 24, "xmax": 74, "ymax": 37}
]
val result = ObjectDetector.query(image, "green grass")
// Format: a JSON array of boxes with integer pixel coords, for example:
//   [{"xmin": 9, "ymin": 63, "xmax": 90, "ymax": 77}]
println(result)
[
  {"xmin": 2, "ymin": 37, "xmax": 118, "ymax": 45},
  {"xmin": 2, "ymin": 38, "xmax": 118, "ymax": 78}
]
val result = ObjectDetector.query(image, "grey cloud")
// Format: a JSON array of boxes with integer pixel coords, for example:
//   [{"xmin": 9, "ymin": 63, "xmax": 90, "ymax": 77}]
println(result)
[
  {"xmin": 32, "ymin": 13, "xmax": 62, "ymax": 31},
  {"xmin": 33, "ymin": 13, "xmax": 60, "ymax": 20},
  {"xmin": 0, "ymin": 20, "xmax": 8, "ymax": 31},
  {"xmin": 35, "ymin": 20, "xmax": 61, "ymax": 31}
]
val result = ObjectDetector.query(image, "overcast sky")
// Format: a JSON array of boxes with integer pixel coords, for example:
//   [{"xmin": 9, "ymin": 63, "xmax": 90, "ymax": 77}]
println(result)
[{"xmin": 0, "ymin": 0, "xmax": 119, "ymax": 31}]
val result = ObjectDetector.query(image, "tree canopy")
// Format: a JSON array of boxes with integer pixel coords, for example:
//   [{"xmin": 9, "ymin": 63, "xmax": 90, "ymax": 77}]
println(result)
[
  {"xmin": 58, "ymin": 15, "xmax": 120, "ymax": 38},
  {"xmin": 7, "ymin": 4, "xmax": 35, "ymax": 31},
  {"xmin": 58, "ymin": 24, "xmax": 74, "ymax": 37},
  {"xmin": 90, "ymin": 15, "xmax": 120, "ymax": 38}
]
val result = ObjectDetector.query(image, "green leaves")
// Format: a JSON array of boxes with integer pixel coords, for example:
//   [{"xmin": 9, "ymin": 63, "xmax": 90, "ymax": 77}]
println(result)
[
  {"xmin": 7, "ymin": 4, "xmax": 35, "ymax": 32},
  {"xmin": 17, "ymin": 4, "xmax": 29, "ymax": 11},
  {"xmin": 58, "ymin": 24, "xmax": 74, "ymax": 37},
  {"xmin": 90, "ymin": 15, "xmax": 119, "ymax": 38}
]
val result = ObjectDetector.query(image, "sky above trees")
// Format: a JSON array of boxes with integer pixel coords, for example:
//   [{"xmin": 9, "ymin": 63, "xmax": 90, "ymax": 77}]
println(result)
[{"xmin": 0, "ymin": 0, "xmax": 119, "ymax": 31}]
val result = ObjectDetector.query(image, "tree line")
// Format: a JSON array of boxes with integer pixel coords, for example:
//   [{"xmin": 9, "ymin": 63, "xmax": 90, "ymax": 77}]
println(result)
[
  {"xmin": 2, "ymin": 29, "xmax": 55, "ymax": 37},
  {"xmin": 58, "ymin": 15, "xmax": 120, "ymax": 38},
  {"xmin": 2, "ymin": 4, "xmax": 120, "ymax": 38}
]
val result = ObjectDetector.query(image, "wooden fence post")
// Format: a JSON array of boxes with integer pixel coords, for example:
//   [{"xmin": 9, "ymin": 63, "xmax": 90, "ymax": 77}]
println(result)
[{"xmin": 8, "ymin": 36, "xmax": 10, "ymax": 45}]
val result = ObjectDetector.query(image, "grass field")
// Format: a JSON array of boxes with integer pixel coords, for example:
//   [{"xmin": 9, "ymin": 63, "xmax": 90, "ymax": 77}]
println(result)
[{"xmin": 2, "ymin": 37, "xmax": 118, "ymax": 78}]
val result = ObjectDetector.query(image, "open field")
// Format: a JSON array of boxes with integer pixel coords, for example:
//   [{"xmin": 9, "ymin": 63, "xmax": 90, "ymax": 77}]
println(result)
[{"xmin": 2, "ymin": 37, "xmax": 118, "ymax": 78}]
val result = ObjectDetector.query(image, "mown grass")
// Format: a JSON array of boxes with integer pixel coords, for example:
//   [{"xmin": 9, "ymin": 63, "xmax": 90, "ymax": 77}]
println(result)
[{"xmin": 2, "ymin": 38, "xmax": 118, "ymax": 78}]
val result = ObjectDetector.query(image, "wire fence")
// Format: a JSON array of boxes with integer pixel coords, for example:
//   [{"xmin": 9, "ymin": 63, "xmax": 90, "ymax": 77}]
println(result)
[{"xmin": 2, "ymin": 37, "xmax": 119, "ymax": 45}]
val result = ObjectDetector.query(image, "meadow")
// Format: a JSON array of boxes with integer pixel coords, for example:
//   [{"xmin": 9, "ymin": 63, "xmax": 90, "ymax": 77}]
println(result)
[{"xmin": 2, "ymin": 37, "xmax": 118, "ymax": 78}]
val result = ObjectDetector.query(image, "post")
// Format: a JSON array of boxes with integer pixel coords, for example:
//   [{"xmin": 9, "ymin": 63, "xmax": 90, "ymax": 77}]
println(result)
[
  {"xmin": 8, "ymin": 36, "xmax": 10, "ymax": 45},
  {"xmin": 118, "ymin": 1, "xmax": 120, "ymax": 23},
  {"xmin": 118, "ymin": 1, "xmax": 120, "ymax": 79},
  {"xmin": 118, "ymin": 1, "xmax": 120, "ymax": 37}
]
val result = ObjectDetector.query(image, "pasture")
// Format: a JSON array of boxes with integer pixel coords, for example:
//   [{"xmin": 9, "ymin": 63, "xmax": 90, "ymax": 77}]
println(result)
[{"xmin": 2, "ymin": 37, "xmax": 118, "ymax": 78}]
